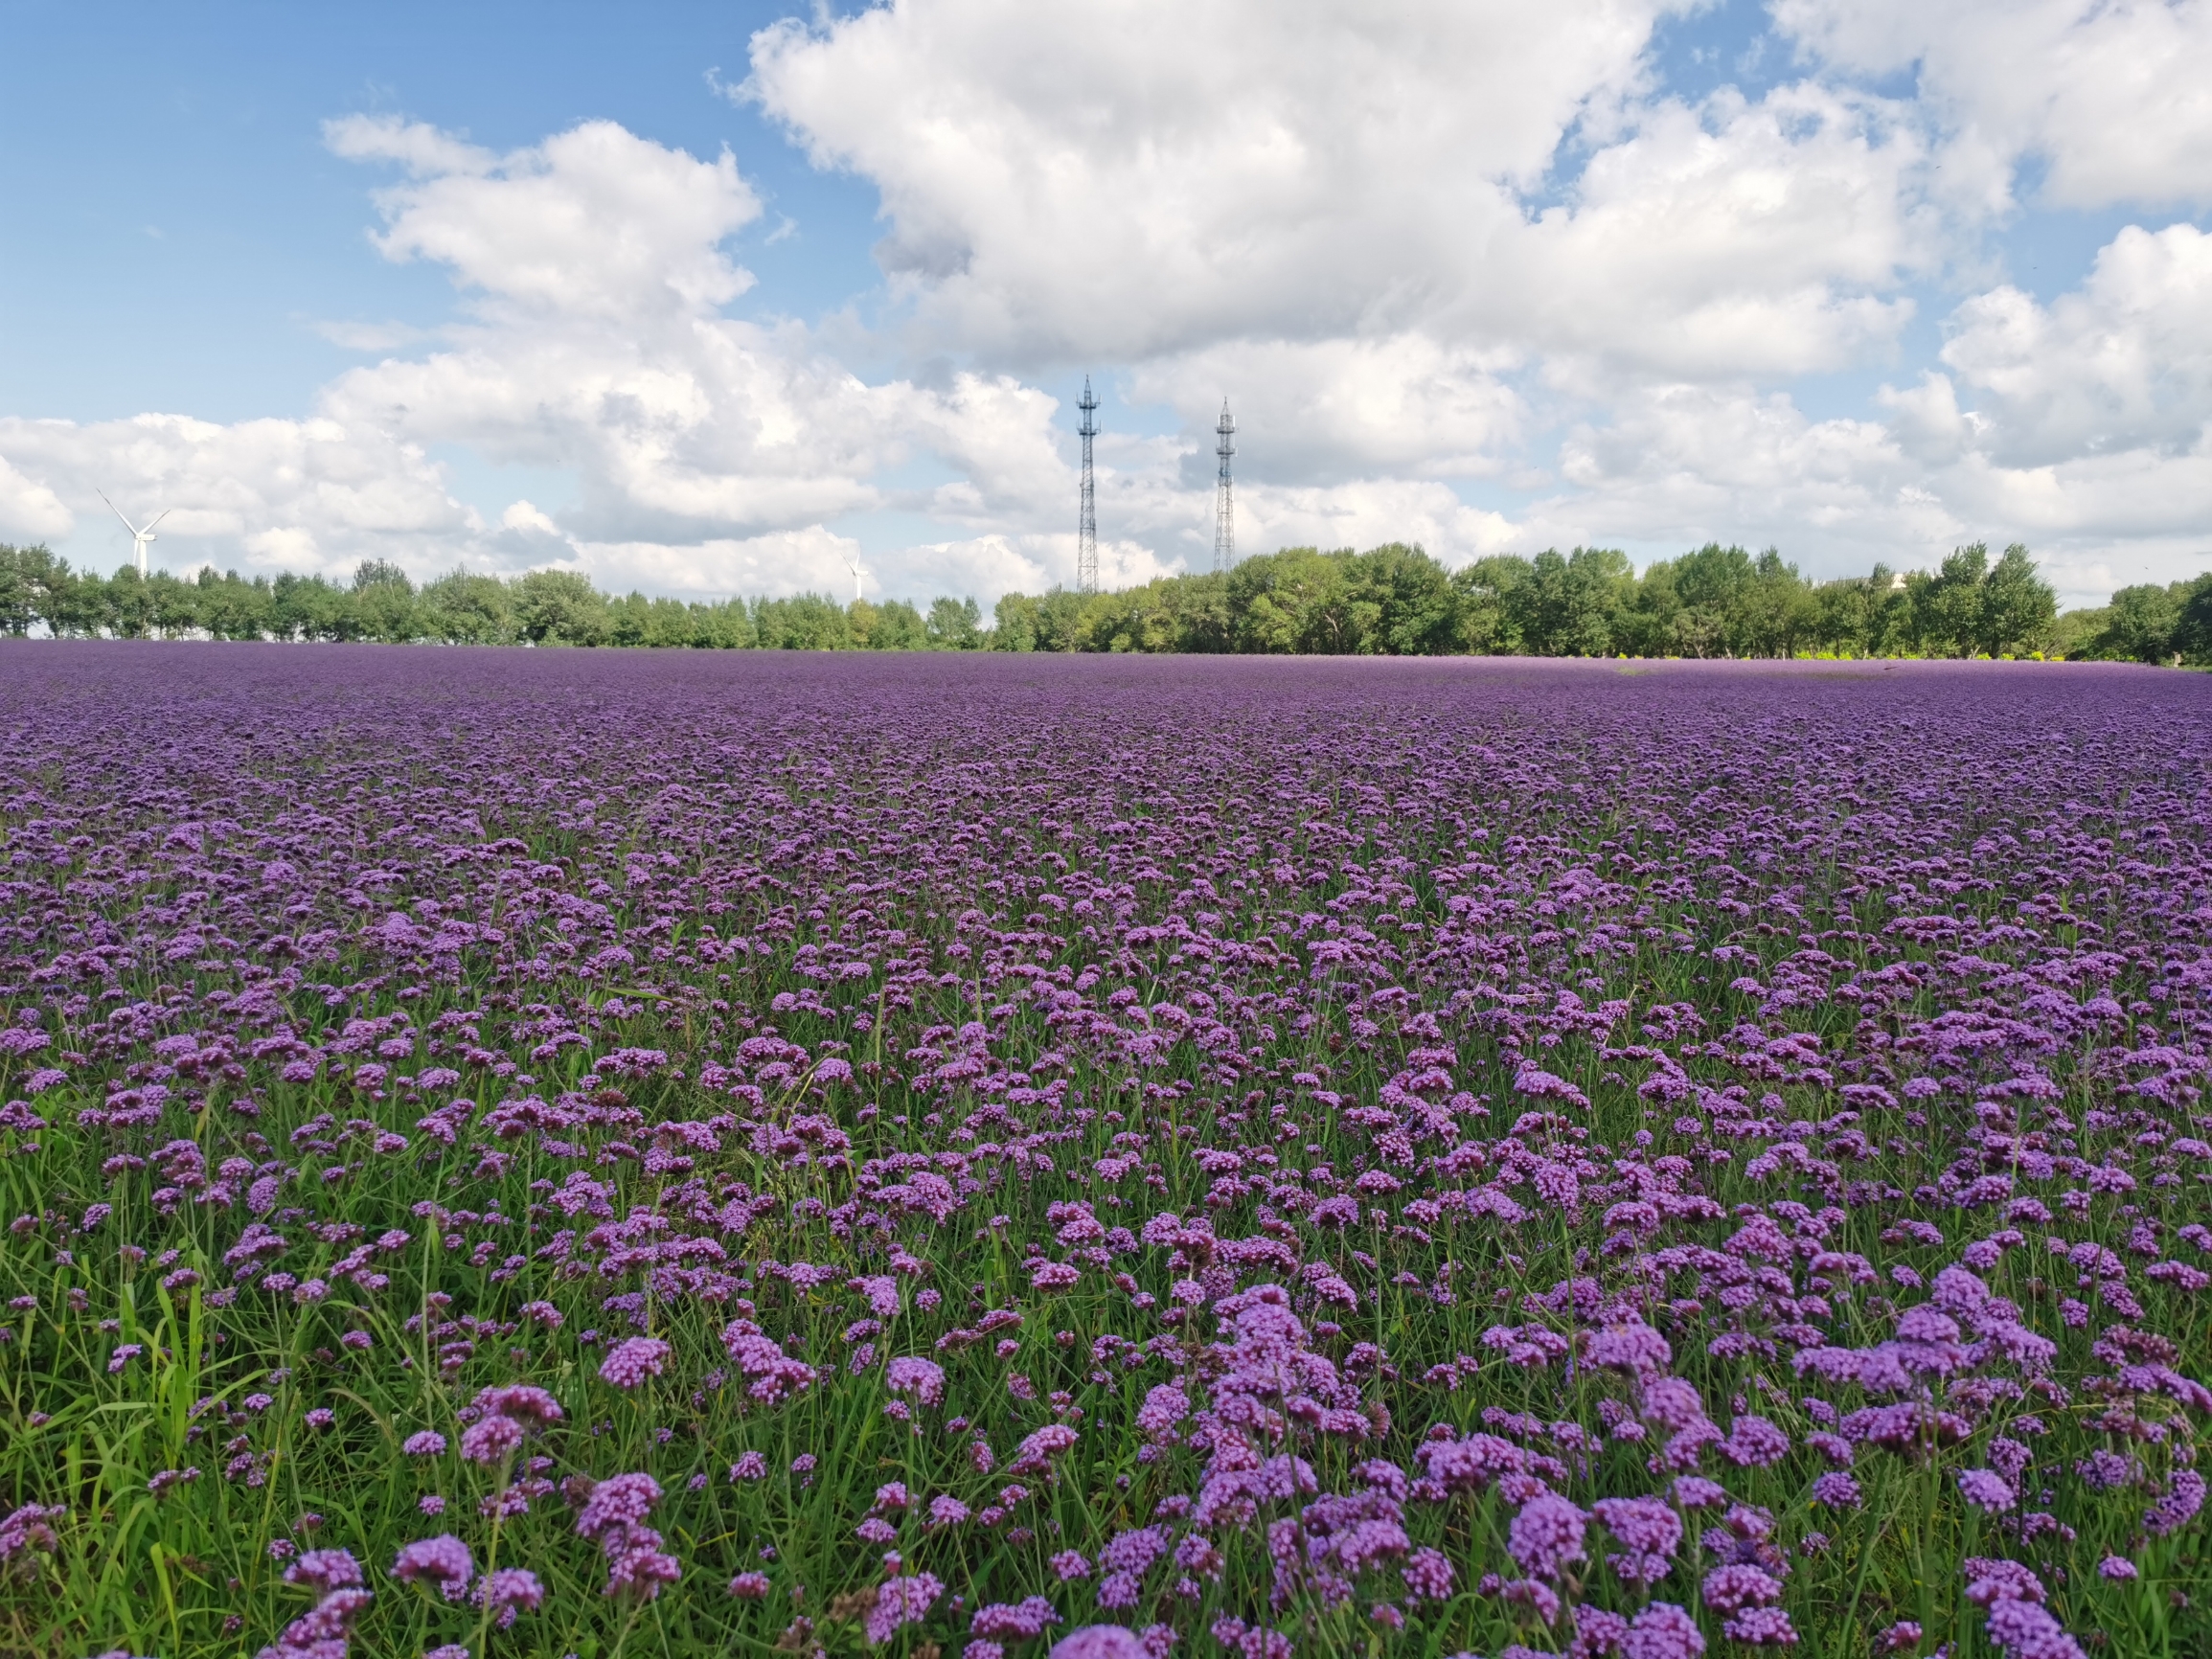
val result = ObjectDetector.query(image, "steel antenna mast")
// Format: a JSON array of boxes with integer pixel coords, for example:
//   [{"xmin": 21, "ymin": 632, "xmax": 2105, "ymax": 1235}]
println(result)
[
  {"xmin": 1077, "ymin": 376, "xmax": 1100, "ymax": 594},
  {"xmin": 1213, "ymin": 399, "xmax": 1236, "ymax": 572}
]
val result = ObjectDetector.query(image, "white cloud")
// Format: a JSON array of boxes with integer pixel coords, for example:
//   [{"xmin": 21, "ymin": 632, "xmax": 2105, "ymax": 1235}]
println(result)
[
  {"xmin": 1938, "ymin": 224, "xmax": 2212, "ymax": 466},
  {"xmin": 0, "ymin": 411, "xmax": 469, "ymax": 580},
  {"xmin": 324, "ymin": 113, "xmax": 496, "ymax": 179},
  {"xmin": 1126, "ymin": 337, "xmax": 1527, "ymax": 486},
  {"xmin": 1513, "ymin": 82, "xmax": 1929, "ymax": 381},
  {"xmin": 747, "ymin": 4, "xmax": 1934, "ymax": 383},
  {"xmin": 5, "ymin": 6, "xmax": 2210, "ymax": 610},
  {"xmin": 749, "ymin": 0, "xmax": 1666, "ymax": 362},
  {"xmin": 1775, "ymin": 0, "xmax": 2212, "ymax": 210},
  {"xmin": 340, "ymin": 118, "xmax": 763, "ymax": 318},
  {"xmin": 572, "ymin": 525, "xmax": 868, "ymax": 599},
  {"xmin": 0, "ymin": 450, "xmax": 74, "ymax": 542},
  {"xmin": 1547, "ymin": 383, "xmax": 1957, "ymax": 570}
]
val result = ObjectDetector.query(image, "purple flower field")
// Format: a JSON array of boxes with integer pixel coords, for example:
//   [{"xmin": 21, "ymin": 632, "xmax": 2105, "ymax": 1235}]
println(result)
[{"xmin": 1, "ymin": 645, "xmax": 2208, "ymax": 1659}]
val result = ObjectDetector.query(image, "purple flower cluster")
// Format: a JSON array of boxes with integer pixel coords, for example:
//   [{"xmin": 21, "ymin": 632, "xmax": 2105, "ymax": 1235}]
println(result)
[{"xmin": 6, "ymin": 651, "xmax": 2210, "ymax": 1659}]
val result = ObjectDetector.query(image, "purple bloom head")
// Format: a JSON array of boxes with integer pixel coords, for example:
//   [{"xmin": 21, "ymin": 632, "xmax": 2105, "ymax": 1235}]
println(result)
[
  {"xmin": 285, "ymin": 1549, "xmax": 363, "ymax": 1593},
  {"xmin": 1587, "ymin": 1320, "xmax": 1672, "ymax": 1375},
  {"xmin": 477, "ymin": 1566, "xmax": 545, "ymax": 1614},
  {"xmin": 867, "ymin": 1572, "xmax": 945, "ymax": 1645},
  {"xmin": 391, "ymin": 1534, "xmax": 474, "ymax": 1601},
  {"xmin": 576, "ymin": 1472, "xmax": 663, "ymax": 1547},
  {"xmin": 1812, "ymin": 1472, "xmax": 1863, "ymax": 1511},
  {"xmin": 1720, "ymin": 1607, "xmax": 1799, "ymax": 1648},
  {"xmin": 1050, "ymin": 1627, "xmax": 1152, "ymax": 1659},
  {"xmin": 599, "ymin": 1336, "xmax": 671, "ymax": 1390},
  {"xmin": 458, "ymin": 1414, "xmax": 524, "ymax": 1465},
  {"xmin": 886, "ymin": 1356, "xmax": 946, "ymax": 1408},
  {"xmin": 972, "ymin": 1597, "xmax": 1063, "ymax": 1639},
  {"xmin": 1623, "ymin": 1602, "xmax": 1705, "ymax": 1659},
  {"xmin": 2146, "ymin": 1469, "xmax": 2206, "ymax": 1537},
  {"xmin": 1507, "ymin": 1492, "xmax": 1587, "ymax": 1580},
  {"xmin": 605, "ymin": 1543, "xmax": 682, "ymax": 1602},
  {"xmin": 470, "ymin": 1384, "xmax": 562, "ymax": 1424},
  {"xmin": 1982, "ymin": 1598, "xmax": 2087, "ymax": 1659},
  {"xmin": 1958, "ymin": 1468, "xmax": 2017, "ymax": 1513}
]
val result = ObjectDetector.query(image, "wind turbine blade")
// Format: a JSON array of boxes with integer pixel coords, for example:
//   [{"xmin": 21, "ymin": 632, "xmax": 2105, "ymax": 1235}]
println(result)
[
  {"xmin": 145, "ymin": 509, "xmax": 173, "ymax": 532},
  {"xmin": 98, "ymin": 490, "xmax": 140, "ymax": 535}
]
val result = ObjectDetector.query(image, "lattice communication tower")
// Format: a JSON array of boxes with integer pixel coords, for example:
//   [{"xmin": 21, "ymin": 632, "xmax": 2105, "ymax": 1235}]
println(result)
[
  {"xmin": 1077, "ymin": 376, "xmax": 1099, "ymax": 594},
  {"xmin": 1213, "ymin": 399, "xmax": 1237, "ymax": 572}
]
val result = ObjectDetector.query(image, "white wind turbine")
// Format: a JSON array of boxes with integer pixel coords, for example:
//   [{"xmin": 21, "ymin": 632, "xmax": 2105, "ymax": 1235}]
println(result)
[
  {"xmin": 839, "ymin": 548, "xmax": 868, "ymax": 603},
  {"xmin": 99, "ymin": 491, "xmax": 172, "ymax": 578}
]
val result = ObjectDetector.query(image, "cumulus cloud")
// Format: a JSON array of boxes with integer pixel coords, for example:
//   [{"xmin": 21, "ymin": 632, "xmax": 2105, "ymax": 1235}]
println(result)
[
  {"xmin": 747, "ymin": 1, "xmax": 1935, "ymax": 384},
  {"xmin": 1775, "ymin": 0, "xmax": 2212, "ymax": 210},
  {"xmin": 1938, "ymin": 224, "xmax": 2212, "ymax": 466},
  {"xmin": 2, "ymin": 116, "xmax": 1079, "ymax": 598},
  {"xmin": 0, "ymin": 411, "xmax": 469, "ymax": 580},
  {"xmin": 4, "ymin": 1, "xmax": 2210, "ymax": 607}
]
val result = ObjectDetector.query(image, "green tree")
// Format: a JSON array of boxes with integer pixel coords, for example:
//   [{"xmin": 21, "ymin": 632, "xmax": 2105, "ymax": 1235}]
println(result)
[
  {"xmin": 103, "ymin": 567, "xmax": 153, "ymax": 639},
  {"xmin": 0, "ymin": 544, "xmax": 88, "ymax": 636},
  {"xmin": 924, "ymin": 596, "xmax": 983, "ymax": 650},
  {"xmin": 513, "ymin": 569, "xmax": 609, "ymax": 646},
  {"xmin": 350, "ymin": 558, "xmax": 421, "ymax": 643},
  {"xmin": 1613, "ymin": 558, "xmax": 1682, "ymax": 657},
  {"xmin": 753, "ymin": 593, "xmax": 851, "ymax": 649},
  {"xmin": 1731, "ymin": 549, "xmax": 1818, "ymax": 657},
  {"xmin": 1507, "ymin": 548, "xmax": 1630, "ymax": 656},
  {"xmin": 420, "ymin": 570, "xmax": 515, "ymax": 644},
  {"xmin": 991, "ymin": 593, "xmax": 1039, "ymax": 651},
  {"xmin": 195, "ymin": 567, "xmax": 273, "ymax": 640},
  {"xmin": 689, "ymin": 599, "xmax": 756, "ymax": 648},
  {"xmin": 269, "ymin": 573, "xmax": 351, "ymax": 641},
  {"xmin": 1451, "ymin": 556, "xmax": 1531, "ymax": 654},
  {"xmin": 1033, "ymin": 588, "xmax": 1093, "ymax": 651},
  {"xmin": 146, "ymin": 571, "xmax": 202, "ymax": 639},
  {"xmin": 1910, "ymin": 542, "xmax": 1992, "ymax": 655},
  {"xmin": 1974, "ymin": 543, "xmax": 2057, "ymax": 656},
  {"xmin": 24, "ymin": 548, "xmax": 103, "ymax": 637},
  {"xmin": 848, "ymin": 598, "xmax": 927, "ymax": 650},
  {"xmin": 2093, "ymin": 584, "xmax": 2179, "ymax": 663},
  {"xmin": 2173, "ymin": 574, "xmax": 2212, "ymax": 665}
]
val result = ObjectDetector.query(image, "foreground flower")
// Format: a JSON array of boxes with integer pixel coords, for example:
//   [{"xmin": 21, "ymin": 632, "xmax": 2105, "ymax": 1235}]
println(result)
[
  {"xmin": 391, "ymin": 1535, "xmax": 473, "ymax": 1602},
  {"xmin": 1050, "ymin": 1627, "xmax": 1151, "ymax": 1659},
  {"xmin": 867, "ymin": 1572, "xmax": 945, "ymax": 1645}
]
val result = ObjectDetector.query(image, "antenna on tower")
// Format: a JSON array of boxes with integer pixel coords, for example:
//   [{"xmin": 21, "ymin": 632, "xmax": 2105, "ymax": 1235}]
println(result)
[
  {"xmin": 1213, "ymin": 399, "xmax": 1236, "ymax": 572},
  {"xmin": 1077, "ymin": 376, "xmax": 1100, "ymax": 594}
]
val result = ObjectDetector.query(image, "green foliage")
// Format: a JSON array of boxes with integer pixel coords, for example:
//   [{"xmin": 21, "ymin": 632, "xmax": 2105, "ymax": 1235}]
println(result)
[
  {"xmin": 924, "ymin": 596, "xmax": 983, "ymax": 650},
  {"xmin": 420, "ymin": 570, "xmax": 517, "ymax": 646},
  {"xmin": 0, "ymin": 535, "xmax": 2168, "ymax": 660},
  {"xmin": 512, "ymin": 570, "xmax": 608, "ymax": 648},
  {"xmin": 752, "ymin": 592, "xmax": 852, "ymax": 651}
]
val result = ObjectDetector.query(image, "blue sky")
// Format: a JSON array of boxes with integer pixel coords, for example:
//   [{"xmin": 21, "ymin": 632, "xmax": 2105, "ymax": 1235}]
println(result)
[
  {"xmin": 2, "ymin": 0, "xmax": 2207, "ymax": 608},
  {"xmin": 1, "ymin": 2, "xmax": 878, "ymax": 420}
]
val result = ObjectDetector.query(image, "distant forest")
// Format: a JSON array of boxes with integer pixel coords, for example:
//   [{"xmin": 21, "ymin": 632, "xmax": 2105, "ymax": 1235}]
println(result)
[{"xmin": 1, "ymin": 537, "xmax": 2207, "ymax": 663}]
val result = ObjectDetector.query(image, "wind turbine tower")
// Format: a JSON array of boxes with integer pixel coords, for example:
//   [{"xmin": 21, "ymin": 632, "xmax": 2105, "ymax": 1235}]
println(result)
[
  {"xmin": 1077, "ymin": 376, "xmax": 1099, "ymax": 594},
  {"xmin": 1213, "ymin": 399, "xmax": 1236, "ymax": 572},
  {"xmin": 839, "ymin": 548, "xmax": 868, "ymax": 603},
  {"xmin": 100, "ymin": 491, "xmax": 171, "ymax": 578}
]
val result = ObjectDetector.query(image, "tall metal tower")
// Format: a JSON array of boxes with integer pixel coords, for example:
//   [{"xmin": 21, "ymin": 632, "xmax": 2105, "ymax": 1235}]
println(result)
[
  {"xmin": 1077, "ymin": 376, "xmax": 1099, "ymax": 594},
  {"xmin": 1213, "ymin": 398, "xmax": 1237, "ymax": 572}
]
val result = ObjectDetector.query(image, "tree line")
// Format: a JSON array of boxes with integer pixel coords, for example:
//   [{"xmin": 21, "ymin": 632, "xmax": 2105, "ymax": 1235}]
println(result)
[{"xmin": 0, "ymin": 537, "xmax": 2202, "ymax": 661}]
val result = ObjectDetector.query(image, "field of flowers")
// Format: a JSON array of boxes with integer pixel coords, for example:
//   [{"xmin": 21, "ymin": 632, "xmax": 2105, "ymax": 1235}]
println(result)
[{"xmin": 1, "ymin": 645, "xmax": 2207, "ymax": 1659}]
